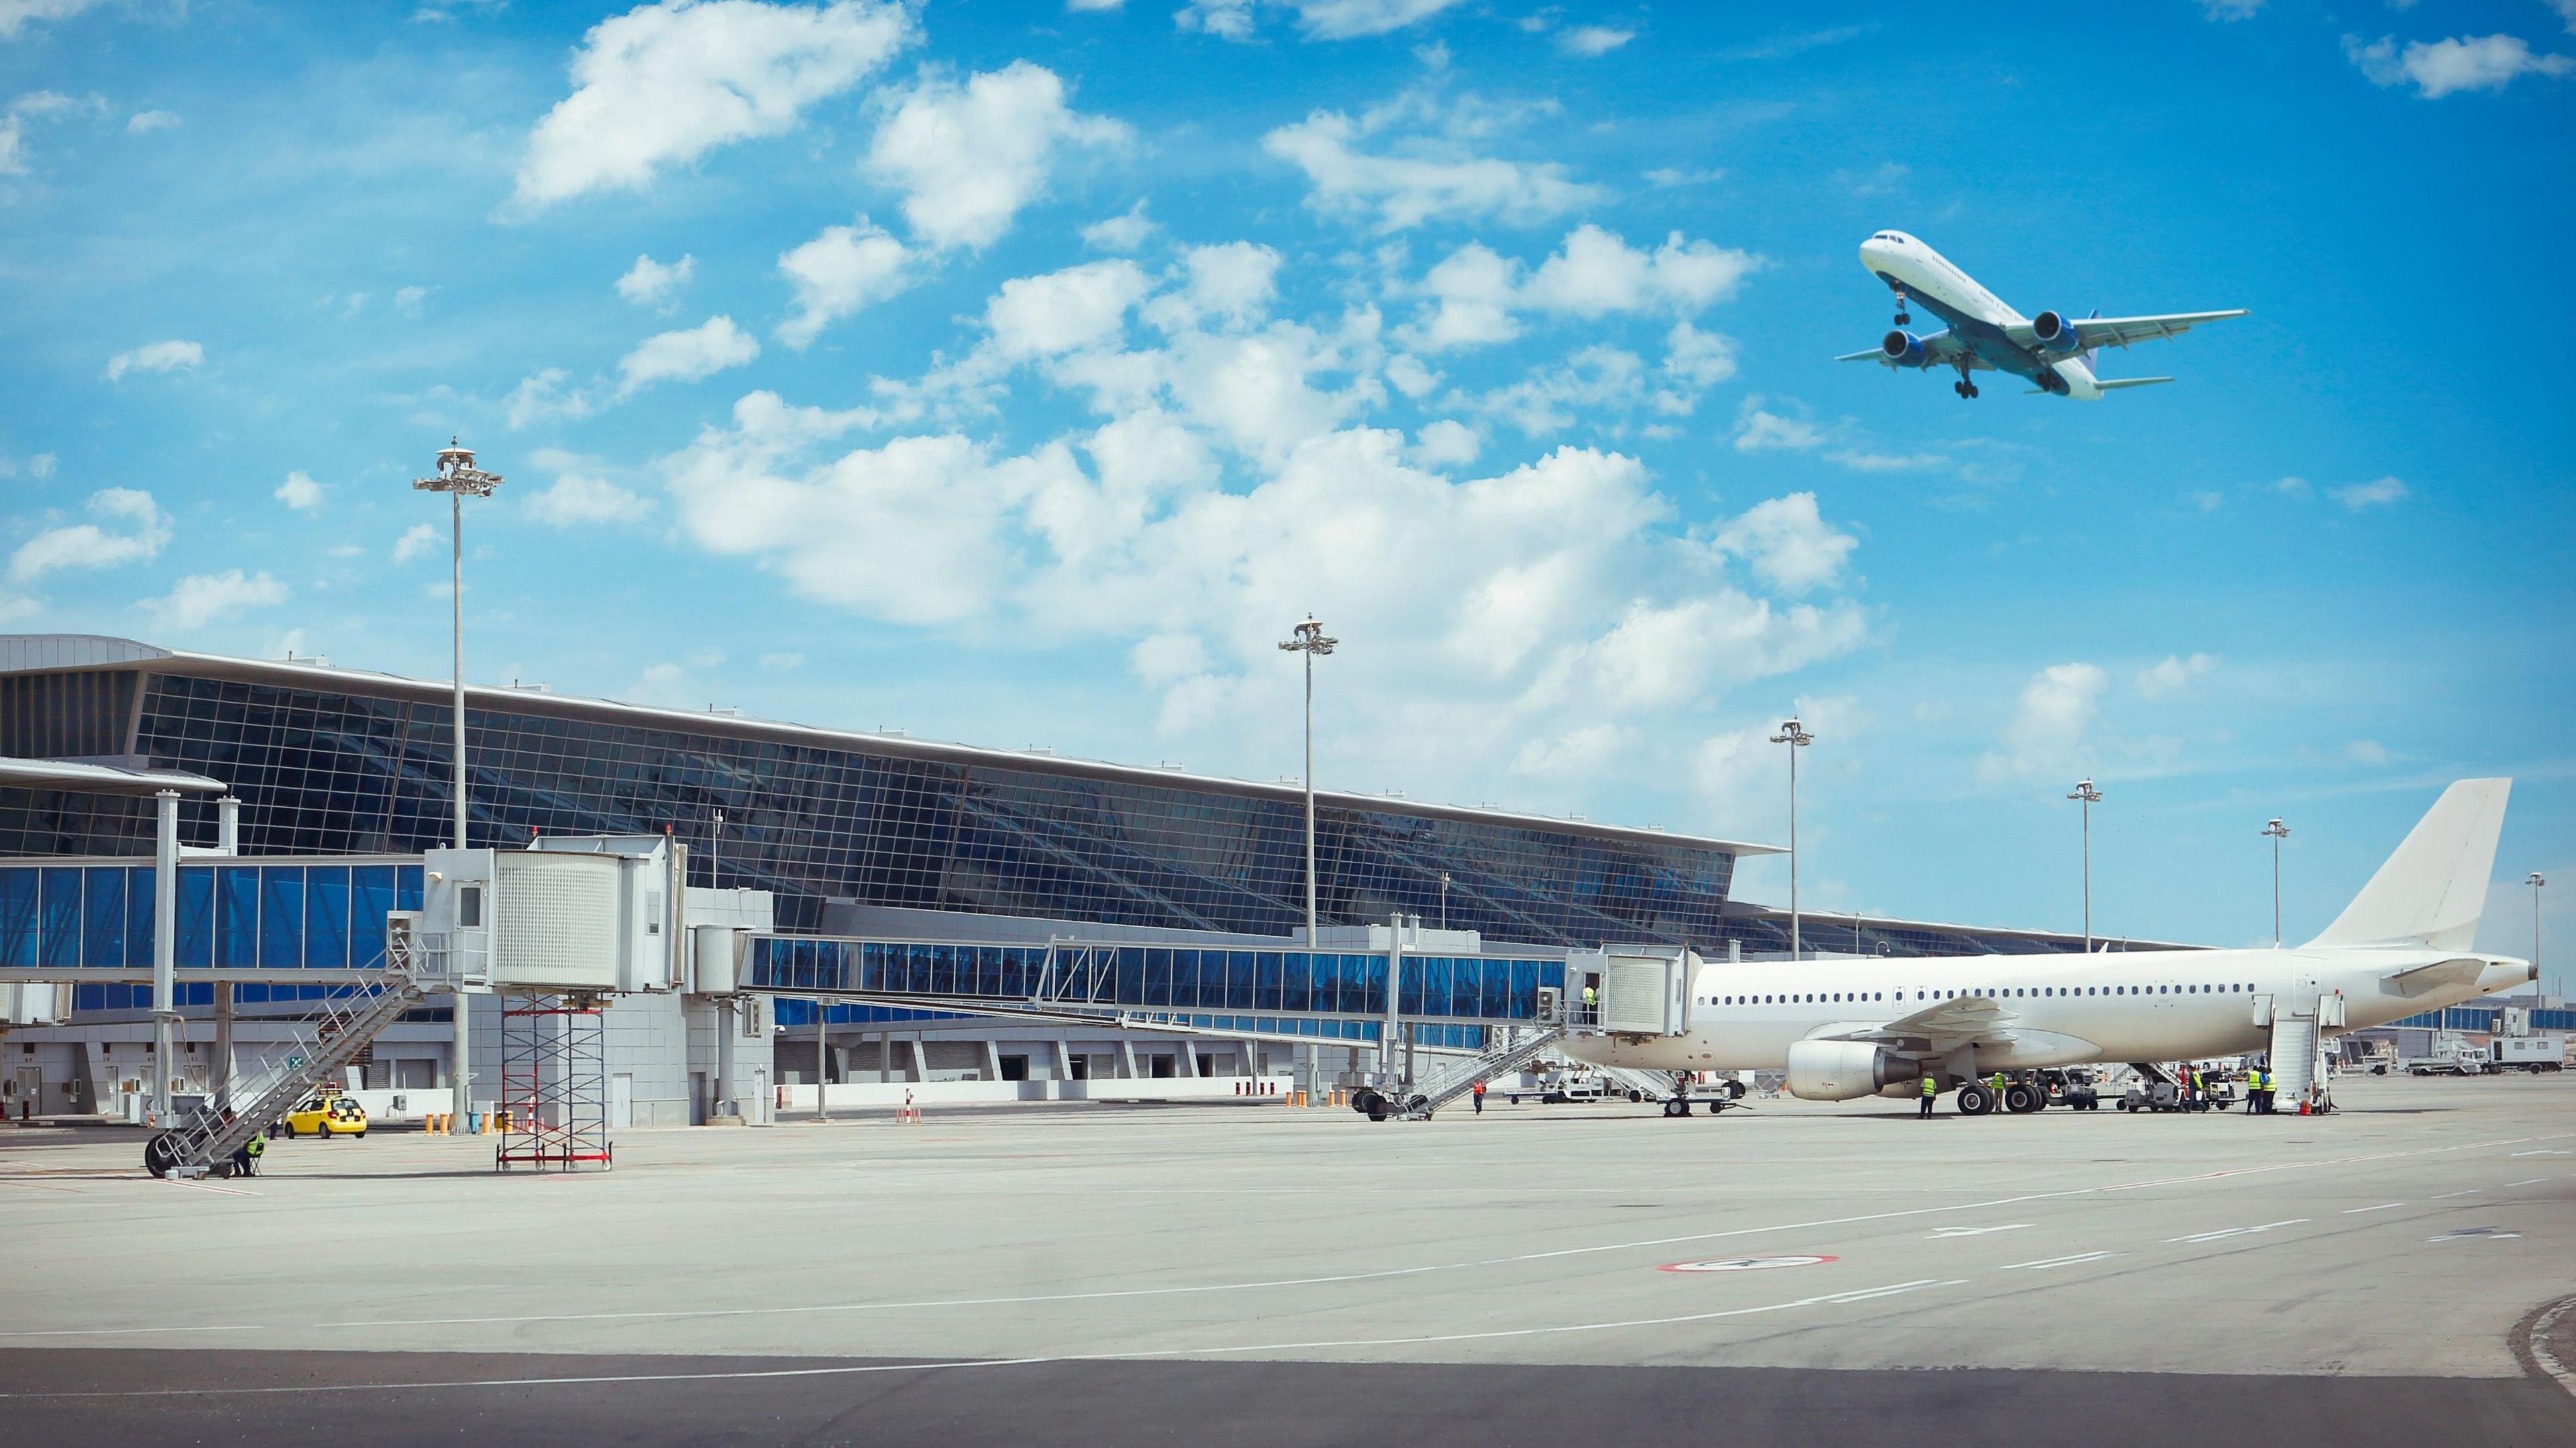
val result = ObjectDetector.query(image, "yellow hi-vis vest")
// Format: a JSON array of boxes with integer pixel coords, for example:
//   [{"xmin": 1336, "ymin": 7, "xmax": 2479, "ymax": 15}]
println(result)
[{"xmin": 1921, "ymin": 1076, "xmax": 1937, "ymax": 1096}]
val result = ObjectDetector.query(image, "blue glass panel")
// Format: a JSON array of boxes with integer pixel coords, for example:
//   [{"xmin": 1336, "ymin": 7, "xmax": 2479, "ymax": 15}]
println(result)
[
  {"xmin": 905, "ymin": 944, "xmax": 932, "ymax": 994},
  {"xmin": 83, "ymin": 868, "xmax": 126, "ymax": 970},
  {"xmin": 1146, "ymin": 948, "xmax": 1173, "ymax": 1007},
  {"xmin": 74, "ymin": 983, "xmax": 103, "ymax": 1011},
  {"xmin": 259, "ymin": 868, "xmax": 305, "ymax": 968},
  {"xmin": 861, "ymin": 942, "xmax": 886, "ymax": 991},
  {"xmin": 977, "ymin": 946, "xmax": 1003, "ymax": 997},
  {"xmin": 178, "ymin": 867, "xmax": 214, "ymax": 969},
  {"xmin": 217, "ymin": 866, "xmax": 259, "ymax": 970},
  {"xmin": 396, "ymin": 865, "xmax": 424, "ymax": 911},
  {"xmin": 792, "ymin": 938, "xmax": 817, "ymax": 989},
  {"xmin": 0, "ymin": 869, "xmax": 33, "ymax": 969},
  {"xmin": 928, "ymin": 944, "xmax": 955, "ymax": 995},
  {"xmin": 40, "ymin": 868, "xmax": 81, "ymax": 972},
  {"xmin": 125, "ymin": 867, "xmax": 154, "ymax": 970},
  {"xmin": 303, "ymin": 867, "xmax": 351, "ymax": 972},
  {"xmin": 1511, "ymin": 960, "xmax": 1538, "ymax": 1019},
  {"xmin": 1000, "ymin": 947, "xmax": 1026, "ymax": 998},
  {"xmin": 1362, "ymin": 954, "xmax": 1387, "ymax": 1017},
  {"xmin": 1227, "ymin": 951, "xmax": 1254, "ymax": 1011},
  {"xmin": 1255, "ymin": 951, "xmax": 1283, "ymax": 1011},
  {"xmin": 1397, "ymin": 956, "xmax": 1422, "ymax": 1015},
  {"xmin": 351, "ymin": 867, "xmax": 395, "ymax": 970},
  {"xmin": 1114, "ymin": 946, "xmax": 1142, "ymax": 1005},
  {"xmin": 1282, "ymin": 952, "xmax": 1311, "ymax": 1013}
]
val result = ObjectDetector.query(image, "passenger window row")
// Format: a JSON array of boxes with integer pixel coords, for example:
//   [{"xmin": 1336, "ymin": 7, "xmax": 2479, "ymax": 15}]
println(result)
[{"xmin": 1708, "ymin": 982, "xmax": 2260, "ymax": 1007}]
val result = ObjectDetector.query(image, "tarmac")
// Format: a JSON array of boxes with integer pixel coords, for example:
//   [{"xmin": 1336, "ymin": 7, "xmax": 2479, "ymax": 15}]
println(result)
[{"xmin": 2, "ymin": 1071, "xmax": 2571, "ymax": 1446}]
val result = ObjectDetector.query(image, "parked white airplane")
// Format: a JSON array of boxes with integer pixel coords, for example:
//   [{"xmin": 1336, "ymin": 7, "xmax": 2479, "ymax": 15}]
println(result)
[
  {"xmin": 1837, "ymin": 230, "xmax": 2246, "ymax": 399},
  {"xmin": 1564, "ymin": 779, "xmax": 2533, "ymax": 1113}
]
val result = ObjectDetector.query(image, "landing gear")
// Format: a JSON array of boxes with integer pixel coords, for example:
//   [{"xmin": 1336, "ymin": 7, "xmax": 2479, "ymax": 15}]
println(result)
[
  {"xmin": 1893, "ymin": 288, "xmax": 1911, "ymax": 327},
  {"xmin": 1952, "ymin": 378, "xmax": 1980, "ymax": 399},
  {"xmin": 2003, "ymin": 1082, "xmax": 2044, "ymax": 1113},
  {"xmin": 1954, "ymin": 1082, "xmax": 1995, "ymax": 1115}
]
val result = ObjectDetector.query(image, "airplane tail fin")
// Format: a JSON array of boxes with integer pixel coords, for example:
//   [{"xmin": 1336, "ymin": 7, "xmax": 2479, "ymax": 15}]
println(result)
[
  {"xmin": 2304, "ymin": 779, "xmax": 2511, "ymax": 952},
  {"xmin": 2082, "ymin": 308, "xmax": 2100, "ymax": 369}
]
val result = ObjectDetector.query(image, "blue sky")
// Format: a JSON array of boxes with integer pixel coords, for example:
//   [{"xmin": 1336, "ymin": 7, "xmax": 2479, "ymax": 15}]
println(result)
[{"xmin": 1, "ymin": 0, "xmax": 2569, "ymax": 962}]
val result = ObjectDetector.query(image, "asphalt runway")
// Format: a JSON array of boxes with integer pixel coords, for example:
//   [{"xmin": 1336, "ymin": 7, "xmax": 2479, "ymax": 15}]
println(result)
[{"xmin": 3, "ymin": 1072, "xmax": 2571, "ymax": 1445}]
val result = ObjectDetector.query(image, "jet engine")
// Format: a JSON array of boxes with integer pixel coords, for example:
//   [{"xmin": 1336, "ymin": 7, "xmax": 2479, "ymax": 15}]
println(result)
[
  {"xmin": 1879, "ymin": 329, "xmax": 1927, "ymax": 368},
  {"xmin": 2031, "ymin": 310, "xmax": 2085, "ymax": 353},
  {"xmin": 1784, "ymin": 1040, "xmax": 1923, "ymax": 1101}
]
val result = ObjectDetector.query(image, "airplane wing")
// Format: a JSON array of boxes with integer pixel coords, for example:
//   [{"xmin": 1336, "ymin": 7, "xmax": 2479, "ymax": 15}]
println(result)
[
  {"xmin": 2003, "ymin": 310, "xmax": 2248, "ymax": 351},
  {"xmin": 1835, "ymin": 332, "xmax": 1987, "ymax": 370},
  {"xmin": 1816, "ymin": 996, "xmax": 2011, "ymax": 1056}
]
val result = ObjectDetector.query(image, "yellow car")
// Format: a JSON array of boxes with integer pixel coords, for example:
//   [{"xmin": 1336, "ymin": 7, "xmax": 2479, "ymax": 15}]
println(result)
[{"xmin": 279, "ymin": 1095, "xmax": 367, "ymax": 1139}]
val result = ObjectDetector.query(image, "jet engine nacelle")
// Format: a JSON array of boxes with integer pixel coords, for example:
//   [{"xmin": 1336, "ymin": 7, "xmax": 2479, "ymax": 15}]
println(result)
[
  {"xmin": 2031, "ymin": 310, "xmax": 2084, "ymax": 353},
  {"xmin": 1880, "ymin": 329, "xmax": 1928, "ymax": 368},
  {"xmin": 1784, "ymin": 1040, "xmax": 1923, "ymax": 1101}
]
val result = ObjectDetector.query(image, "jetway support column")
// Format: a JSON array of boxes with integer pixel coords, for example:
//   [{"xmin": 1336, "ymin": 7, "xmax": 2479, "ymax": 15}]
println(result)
[
  {"xmin": 150, "ymin": 790, "xmax": 179, "ymax": 1125},
  {"xmin": 213, "ymin": 981, "xmax": 234, "ymax": 1115}
]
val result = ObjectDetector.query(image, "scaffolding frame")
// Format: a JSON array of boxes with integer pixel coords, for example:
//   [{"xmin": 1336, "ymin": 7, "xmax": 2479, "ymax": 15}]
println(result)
[{"xmin": 494, "ymin": 994, "xmax": 613, "ymax": 1171}]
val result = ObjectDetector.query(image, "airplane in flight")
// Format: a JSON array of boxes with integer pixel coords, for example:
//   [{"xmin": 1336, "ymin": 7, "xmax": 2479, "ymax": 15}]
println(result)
[
  {"xmin": 1563, "ymin": 779, "xmax": 2535, "ymax": 1113},
  {"xmin": 1838, "ymin": 230, "xmax": 2247, "ymax": 399}
]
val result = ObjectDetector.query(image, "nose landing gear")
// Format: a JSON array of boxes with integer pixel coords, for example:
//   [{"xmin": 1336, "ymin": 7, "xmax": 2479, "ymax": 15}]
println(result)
[{"xmin": 1892, "ymin": 287, "xmax": 1911, "ymax": 327}]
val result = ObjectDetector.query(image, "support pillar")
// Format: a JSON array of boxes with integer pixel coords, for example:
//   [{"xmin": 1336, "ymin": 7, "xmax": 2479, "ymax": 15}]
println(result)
[
  {"xmin": 908, "ymin": 1034, "xmax": 928, "ymax": 1083},
  {"xmin": 213, "ymin": 981, "xmax": 235, "ymax": 1116},
  {"xmin": 150, "ymin": 790, "xmax": 179, "ymax": 1125},
  {"xmin": 1177, "ymin": 1038, "xmax": 1199, "ymax": 1077},
  {"xmin": 713, "ymin": 995, "xmax": 737, "ymax": 1119},
  {"xmin": 981, "ymin": 1038, "xmax": 1003, "ymax": 1082},
  {"xmin": 1119, "ymin": 1039, "xmax": 1138, "ymax": 1080},
  {"xmin": 1240, "ymin": 1039, "xmax": 1260, "ymax": 1079},
  {"xmin": 1052, "ymin": 1039, "xmax": 1073, "ymax": 1081},
  {"xmin": 877, "ymin": 1031, "xmax": 890, "ymax": 1084},
  {"xmin": 816, "ymin": 1005, "xmax": 830, "ymax": 1119}
]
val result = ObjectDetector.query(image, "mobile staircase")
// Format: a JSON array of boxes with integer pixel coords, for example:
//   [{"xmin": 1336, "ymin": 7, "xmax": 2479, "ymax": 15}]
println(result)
[
  {"xmin": 1361, "ymin": 1022, "xmax": 1568, "ymax": 1121},
  {"xmin": 144, "ymin": 966, "xmax": 429, "ymax": 1180}
]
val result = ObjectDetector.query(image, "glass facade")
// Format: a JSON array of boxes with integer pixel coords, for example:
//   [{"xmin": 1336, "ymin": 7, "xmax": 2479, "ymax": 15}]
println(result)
[
  {"xmin": 1, "ymin": 667, "xmax": 1741, "ymax": 949},
  {"xmin": 2390, "ymin": 1005, "xmax": 2576, "ymax": 1032}
]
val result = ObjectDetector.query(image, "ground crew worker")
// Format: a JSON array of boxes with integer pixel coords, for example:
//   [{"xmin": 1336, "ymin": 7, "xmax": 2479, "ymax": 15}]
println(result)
[
  {"xmin": 1472, "ymin": 1079, "xmax": 1486, "ymax": 1115},
  {"xmin": 1989, "ymin": 1070, "xmax": 2005, "ymax": 1100},
  {"xmin": 2258, "ymin": 1065, "xmax": 2274, "ymax": 1114},
  {"xmin": 2188, "ymin": 1066, "xmax": 2205, "ymax": 1109},
  {"xmin": 1580, "ymin": 982, "xmax": 1597, "ymax": 1022},
  {"xmin": 1919, "ymin": 1074, "xmax": 1938, "ymax": 1119}
]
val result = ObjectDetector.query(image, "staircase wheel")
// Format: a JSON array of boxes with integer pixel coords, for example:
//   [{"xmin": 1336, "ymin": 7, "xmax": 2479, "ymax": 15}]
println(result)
[
  {"xmin": 1365, "ymin": 1099, "xmax": 1389, "ymax": 1121},
  {"xmin": 143, "ymin": 1131, "xmax": 177, "ymax": 1179},
  {"xmin": 1725, "ymin": 1080, "xmax": 1747, "ymax": 1099},
  {"xmin": 1406, "ymin": 1095, "xmax": 1428, "ymax": 1114}
]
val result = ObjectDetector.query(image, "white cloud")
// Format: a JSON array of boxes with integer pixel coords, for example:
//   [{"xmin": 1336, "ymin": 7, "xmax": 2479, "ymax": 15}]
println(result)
[
  {"xmin": 615, "ymin": 252, "xmax": 694, "ymax": 309},
  {"xmin": 615, "ymin": 315, "xmax": 760, "ymax": 396},
  {"xmin": 1732, "ymin": 396, "xmax": 1822, "ymax": 452},
  {"xmin": 104, "ymin": 339, "xmax": 202, "ymax": 382},
  {"xmin": 504, "ymin": 368, "xmax": 590, "ymax": 429},
  {"xmin": 0, "ymin": 452, "xmax": 56, "ymax": 479},
  {"xmin": 987, "ymin": 259, "xmax": 1151, "ymax": 361},
  {"xmin": 513, "ymin": 0, "xmax": 916, "ymax": 208},
  {"xmin": 1178, "ymin": 0, "xmax": 1467, "ymax": 41},
  {"xmin": 759, "ymin": 650, "xmax": 806, "ymax": 669},
  {"xmin": 1145, "ymin": 242, "xmax": 1281, "ymax": 333},
  {"xmin": 1556, "ymin": 24, "xmax": 1632, "ymax": 56},
  {"xmin": 2135, "ymin": 651, "xmax": 2216, "ymax": 699},
  {"xmin": 392, "ymin": 522, "xmax": 439, "ymax": 563},
  {"xmin": 142, "ymin": 569, "xmax": 288, "ymax": 630},
  {"xmin": 393, "ymin": 286, "xmax": 429, "ymax": 316},
  {"xmin": 1662, "ymin": 321, "xmax": 1739, "ymax": 388},
  {"xmin": 2330, "ymin": 475, "xmax": 2408, "ymax": 510},
  {"xmin": 1384, "ymin": 353, "xmax": 1439, "ymax": 398},
  {"xmin": 1710, "ymin": 493, "xmax": 1856, "ymax": 595},
  {"xmin": 9, "ymin": 488, "xmax": 171, "ymax": 582},
  {"xmin": 274, "ymin": 471, "xmax": 324, "ymax": 511},
  {"xmin": 2558, "ymin": 0, "xmax": 2576, "ymax": 34},
  {"xmin": 865, "ymin": 62, "xmax": 1126, "ymax": 252},
  {"xmin": 1979, "ymin": 662, "xmax": 2109, "ymax": 781},
  {"xmin": 1477, "ymin": 345, "xmax": 1646, "ymax": 437},
  {"xmin": 1263, "ymin": 101, "xmax": 1605, "ymax": 233},
  {"xmin": 2345, "ymin": 32, "xmax": 2575, "ymax": 97},
  {"xmin": 2345, "ymin": 738, "xmax": 2393, "ymax": 768},
  {"xmin": 1081, "ymin": 199, "xmax": 1155, "ymax": 252},
  {"xmin": 775, "ymin": 218, "xmax": 912, "ymax": 348},
  {"xmin": 524, "ymin": 472, "xmax": 654, "ymax": 526},
  {"xmin": 1403, "ymin": 225, "xmax": 1757, "ymax": 352},
  {"xmin": 125, "ymin": 109, "xmax": 180, "ymax": 134},
  {"xmin": 0, "ymin": 0, "xmax": 103, "ymax": 40},
  {"xmin": 1411, "ymin": 419, "xmax": 1479, "ymax": 467},
  {"xmin": 0, "ymin": 91, "xmax": 84, "ymax": 176}
]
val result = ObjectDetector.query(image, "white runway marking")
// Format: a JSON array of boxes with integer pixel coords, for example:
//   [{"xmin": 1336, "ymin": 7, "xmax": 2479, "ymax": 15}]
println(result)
[
  {"xmin": 2343, "ymin": 1203, "xmax": 2405, "ymax": 1213},
  {"xmin": 2509, "ymin": 1150, "xmax": 2569, "ymax": 1158},
  {"xmin": 160, "ymin": 1178, "xmax": 258, "ymax": 1198},
  {"xmin": 2166, "ymin": 1219, "xmax": 2308, "ymax": 1244},
  {"xmin": 2507, "ymin": 1178, "xmax": 2547, "ymax": 1187},
  {"xmin": 2528, "ymin": 1296, "xmax": 2576, "ymax": 1400},
  {"xmin": 7, "ymin": 1128, "xmax": 2567, "ymax": 1343},
  {"xmin": 0, "ymin": 1279, "xmax": 1970, "ymax": 1401},
  {"xmin": 1928, "ymin": 1223, "xmax": 2031, "ymax": 1238},
  {"xmin": 2000, "ymin": 1251, "xmax": 2119, "ymax": 1271},
  {"xmin": 2433, "ymin": 1189, "xmax": 2483, "ymax": 1199}
]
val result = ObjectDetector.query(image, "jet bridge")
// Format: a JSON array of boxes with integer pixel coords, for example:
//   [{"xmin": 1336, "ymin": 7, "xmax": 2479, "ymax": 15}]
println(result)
[{"xmin": 1566, "ymin": 946, "xmax": 1700, "ymax": 1038}]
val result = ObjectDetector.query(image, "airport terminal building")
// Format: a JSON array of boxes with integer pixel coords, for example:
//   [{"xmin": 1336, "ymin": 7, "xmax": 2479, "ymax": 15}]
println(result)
[{"xmin": 0, "ymin": 634, "xmax": 2157, "ymax": 1123}]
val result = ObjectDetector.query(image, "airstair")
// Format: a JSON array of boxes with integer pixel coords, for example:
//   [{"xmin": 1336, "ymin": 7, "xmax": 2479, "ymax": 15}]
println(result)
[
  {"xmin": 144, "ymin": 968, "xmax": 427, "ymax": 1180},
  {"xmin": 1374, "ymin": 1022, "xmax": 1569, "ymax": 1120}
]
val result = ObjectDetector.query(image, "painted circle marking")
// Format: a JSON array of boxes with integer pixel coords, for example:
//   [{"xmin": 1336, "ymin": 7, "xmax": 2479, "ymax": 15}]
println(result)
[{"xmin": 1658, "ymin": 1254, "xmax": 1837, "ymax": 1273}]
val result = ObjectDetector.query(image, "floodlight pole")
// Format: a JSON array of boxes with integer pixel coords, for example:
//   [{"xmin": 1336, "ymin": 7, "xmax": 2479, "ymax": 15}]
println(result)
[
  {"xmin": 1770, "ymin": 719, "xmax": 1813, "ymax": 960},
  {"xmin": 2068, "ymin": 779, "xmax": 2102, "ymax": 954},
  {"xmin": 2263, "ymin": 819, "xmax": 2291, "ymax": 948},
  {"xmin": 2531, "ymin": 873, "xmax": 2548, "ymax": 999},
  {"xmin": 413, "ymin": 438, "xmax": 501, "ymax": 1128},
  {"xmin": 1277, "ymin": 617, "xmax": 1337, "ymax": 948}
]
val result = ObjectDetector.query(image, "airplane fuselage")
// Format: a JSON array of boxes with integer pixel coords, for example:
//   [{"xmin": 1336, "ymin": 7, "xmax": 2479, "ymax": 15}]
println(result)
[
  {"xmin": 1565, "ymin": 944, "xmax": 2535, "ymax": 1077},
  {"xmin": 1860, "ymin": 231, "xmax": 2104, "ymax": 399}
]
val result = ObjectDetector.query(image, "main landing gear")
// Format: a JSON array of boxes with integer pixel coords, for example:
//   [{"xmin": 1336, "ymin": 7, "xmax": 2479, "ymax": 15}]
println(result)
[
  {"xmin": 1952, "ymin": 362, "xmax": 1979, "ymax": 400},
  {"xmin": 1892, "ymin": 287, "xmax": 1911, "ymax": 328}
]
